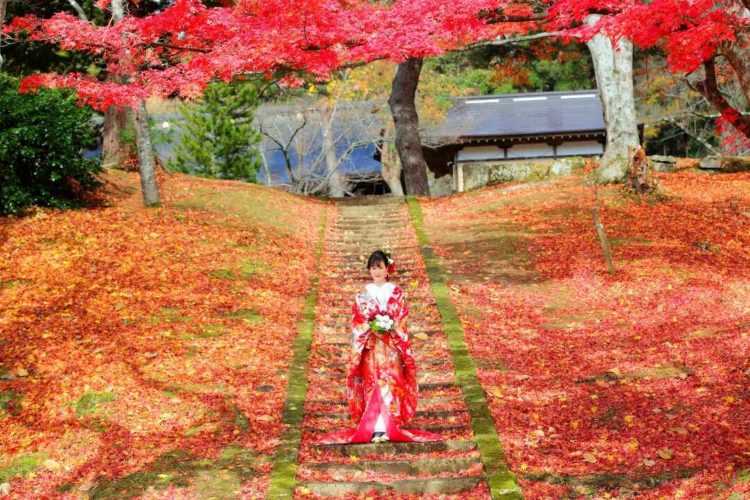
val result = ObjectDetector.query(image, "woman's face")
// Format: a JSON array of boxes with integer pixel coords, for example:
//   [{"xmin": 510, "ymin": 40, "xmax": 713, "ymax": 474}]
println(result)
[{"xmin": 369, "ymin": 261, "xmax": 387, "ymax": 282}]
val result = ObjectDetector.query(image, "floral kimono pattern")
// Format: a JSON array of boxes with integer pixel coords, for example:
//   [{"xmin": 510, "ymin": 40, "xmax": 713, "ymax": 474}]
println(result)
[{"xmin": 318, "ymin": 284, "xmax": 442, "ymax": 444}]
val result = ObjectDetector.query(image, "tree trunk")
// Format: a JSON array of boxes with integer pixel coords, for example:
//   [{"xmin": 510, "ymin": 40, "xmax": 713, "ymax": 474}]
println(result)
[
  {"xmin": 112, "ymin": 0, "xmax": 160, "ymax": 206},
  {"xmin": 626, "ymin": 146, "xmax": 655, "ymax": 194},
  {"xmin": 320, "ymin": 102, "xmax": 345, "ymax": 197},
  {"xmin": 0, "ymin": 0, "xmax": 8, "ymax": 71},
  {"xmin": 721, "ymin": 5, "xmax": 750, "ymax": 105},
  {"xmin": 134, "ymin": 101, "xmax": 161, "ymax": 206},
  {"xmin": 101, "ymin": 1, "xmax": 137, "ymax": 170},
  {"xmin": 388, "ymin": 58, "xmax": 430, "ymax": 196},
  {"xmin": 695, "ymin": 58, "xmax": 750, "ymax": 140},
  {"xmin": 258, "ymin": 144, "xmax": 272, "ymax": 185},
  {"xmin": 722, "ymin": 42, "xmax": 750, "ymax": 106},
  {"xmin": 585, "ymin": 14, "xmax": 641, "ymax": 184},
  {"xmin": 381, "ymin": 142, "xmax": 405, "ymax": 196},
  {"xmin": 102, "ymin": 105, "xmax": 135, "ymax": 169}
]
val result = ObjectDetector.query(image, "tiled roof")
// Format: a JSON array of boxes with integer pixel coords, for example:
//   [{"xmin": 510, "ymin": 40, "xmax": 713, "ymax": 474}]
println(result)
[{"xmin": 423, "ymin": 90, "xmax": 606, "ymax": 144}]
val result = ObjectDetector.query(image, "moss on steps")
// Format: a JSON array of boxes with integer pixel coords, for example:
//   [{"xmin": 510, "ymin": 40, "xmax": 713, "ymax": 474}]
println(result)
[{"xmin": 406, "ymin": 196, "xmax": 523, "ymax": 500}]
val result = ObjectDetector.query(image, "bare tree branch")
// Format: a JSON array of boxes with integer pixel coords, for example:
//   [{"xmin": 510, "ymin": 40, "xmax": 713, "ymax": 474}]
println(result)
[
  {"xmin": 465, "ymin": 31, "xmax": 564, "ymax": 50},
  {"xmin": 66, "ymin": 0, "xmax": 88, "ymax": 20},
  {"xmin": 692, "ymin": 58, "xmax": 750, "ymax": 139}
]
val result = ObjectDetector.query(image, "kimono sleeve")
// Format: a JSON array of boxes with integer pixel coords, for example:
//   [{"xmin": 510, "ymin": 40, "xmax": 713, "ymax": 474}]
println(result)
[
  {"xmin": 351, "ymin": 296, "xmax": 370, "ymax": 341},
  {"xmin": 352, "ymin": 299, "xmax": 367, "ymax": 328},
  {"xmin": 394, "ymin": 287, "xmax": 409, "ymax": 322}
]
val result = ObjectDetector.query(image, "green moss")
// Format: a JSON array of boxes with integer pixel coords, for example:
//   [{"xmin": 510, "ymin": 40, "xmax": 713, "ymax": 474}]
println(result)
[
  {"xmin": 0, "ymin": 453, "xmax": 46, "ymax": 483},
  {"xmin": 181, "ymin": 325, "xmax": 229, "ymax": 339},
  {"xmin": 0, "ymin": 390, "xmax": 21, "ymax": 417},
  {"xmin": 209, "ymin": 259, "xmax": 270, "ymax": 280},
  {"xmin": 523, "ymin": 467, "xmax": 699, "ymax": 493},
  {"xmin": 195, "ymin": 469, "xmax": 242, "ymax": 499},
  {"xmin": 74, "ymin": 391, "xmax": 116, "ymax": 418},
  {"xmin": 89, "ymin": 450, "xmax": 195, "ymax": 498},
  {"xmin": 55, "ymin": 483, "xmax": 76, "ymax": 492},
  {"xmin": 160, "ymin": 307, "xmax": 190, "ymax": 322},
  {"xmin": 184, "ymin": 345, "xmax": 199, "ymax": 357},
  {"xmin": 221, "ymin": 308, "xmax": 262, "ymax": 324},
  {"xmin": 174, "ymin": 188, "xmax": 290, "ymax": 235},
  {"xmin": 228, "ymin": 403, "xmax": 250, "ymax": 432},
  {"xmin": 267, "ymin": 207, "xmax": 328, "ymax": 497},
  {"xmin": 88, "ymin": 444, "xmax": 257, "ymax": 499}
]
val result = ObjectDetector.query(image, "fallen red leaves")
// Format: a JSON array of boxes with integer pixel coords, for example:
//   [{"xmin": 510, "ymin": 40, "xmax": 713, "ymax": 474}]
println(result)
[
  {"xmin": 421, "ymin": 170, "xmax": 750, "ymax": 498},
  {"xmin": 0, "ymin": 171, "xmax": 324, "ymax": 497}
]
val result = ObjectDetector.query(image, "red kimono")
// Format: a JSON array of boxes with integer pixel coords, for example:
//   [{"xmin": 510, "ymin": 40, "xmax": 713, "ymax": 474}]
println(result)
[{"xmin": 318, "ymin": 283, "xmax": 442, "ymax": 444}]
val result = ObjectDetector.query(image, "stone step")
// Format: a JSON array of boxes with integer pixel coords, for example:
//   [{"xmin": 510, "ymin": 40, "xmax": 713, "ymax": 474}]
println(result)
[
  {"xmin": 328, "ymin": 270, "xmax": 420, "ymax": 278},
  {"xmin": 328, "ymin": 238, "xmax": 414, "ymax": 244},
  {"xmin": 336, "ymin": 196, "xmax": 404, "ymax": 203},
  {"xmin": 322, "ymin": 298, "xmax": 437, "ymax": 308},
  {"xmin": 302, "ymin": 476, "xmax": 483, "ymax": 496},
  {"xmin": 305, "ymin": 424, "xmax": 466, "ymax": 433},
  {"xmin": 323, "ymin": 358, "xmax": 448, "ymax": 369},
  {"xmin": 307, "ymin": 374, "xmax": 457, "ymax": 386},
  {"xmin": 313, "ymin": 439, "xmax": 476, "ymax": 456},
  {"xmin": 308, "ymin": 381, "xmax": 457, "ymax": 392},
  {"xmin": 334, "ymin": 220, "xmax": 408, "ymax": 228},
  {"xmin": 328, "ymin": 239, "xmax": 414, "ymax": 243},
  {"xmin": 309, "ymin": 396, "xmax": 462, "ymax": 408},
  {"xmin": 307, "ymin": 456, "xmax": 480, "ymax": 475},
  {"xmin": 310, "ymin": 408, "xmax": 469, "ymax": 420}
]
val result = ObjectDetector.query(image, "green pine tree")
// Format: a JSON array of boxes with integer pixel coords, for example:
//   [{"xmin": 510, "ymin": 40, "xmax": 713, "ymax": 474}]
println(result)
[{"xmin": 171, "ymin": 81, "xmax": 263, "ymax": 182}]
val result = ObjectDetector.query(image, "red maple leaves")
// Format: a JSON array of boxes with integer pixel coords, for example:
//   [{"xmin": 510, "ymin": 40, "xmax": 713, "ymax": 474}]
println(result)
[{"xmin": 421, "ymin": 170, "xmax": 750, "ymax": 497}]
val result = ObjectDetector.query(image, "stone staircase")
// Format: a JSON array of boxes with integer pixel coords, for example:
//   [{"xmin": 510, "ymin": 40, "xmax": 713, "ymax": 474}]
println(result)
[{"xmin": 295, "ymin": 197, "xmax": 491, "ymax": 497}]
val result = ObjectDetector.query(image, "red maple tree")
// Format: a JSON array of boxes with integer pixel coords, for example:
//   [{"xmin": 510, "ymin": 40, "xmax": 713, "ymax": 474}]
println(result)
[{"xmin": 546, "ymin": 0, "xmax": 750, "ymax": 142}]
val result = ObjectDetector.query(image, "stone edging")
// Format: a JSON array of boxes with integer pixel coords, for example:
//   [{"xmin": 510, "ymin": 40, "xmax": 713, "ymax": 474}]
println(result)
[
  {"xmin": 406, "ymin": 197, "xmax": 523, "ymax": 500},
  {"xmin": 267, "ymin": 205, "xmax": 329, "ymax": 498}
]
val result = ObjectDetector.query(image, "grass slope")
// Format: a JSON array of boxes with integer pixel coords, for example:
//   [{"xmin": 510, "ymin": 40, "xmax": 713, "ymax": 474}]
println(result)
[
  {"xmin": 419, "ymin": 169, "xmax": 750, "ymax": 499},
  {"xmin": 0, "ymin": 171, "xmax": 325, "ymax": 498}
]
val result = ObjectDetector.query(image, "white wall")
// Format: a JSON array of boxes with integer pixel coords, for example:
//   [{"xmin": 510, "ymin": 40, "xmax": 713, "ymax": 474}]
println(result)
[
  {"xmin": 456, "ymin": 145, "xmax": 505, "ymax": 162},
  {"xmin": 557, "ymin": 140, "xmax": 604, "ymax": 156},
  {"xmin": 506, "ymin": 143, "xmax": 555, "ymax": 159}
]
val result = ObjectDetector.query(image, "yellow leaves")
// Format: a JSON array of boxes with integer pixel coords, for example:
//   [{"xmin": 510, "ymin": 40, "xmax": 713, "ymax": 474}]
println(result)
[
  {"xmin": 725, "ymin": 395, "xmax": 736, "ymax": 404},
  {"xmin": 298, "ymin": 486, "xmax": 312, "ymax": 496},
  {"xmin": 624, "ymin": 439, "xmax": 639, "ymax": 453},
  {"xmin": 487, "ymin": 386, "xmax": 504, "ymax": 399},
  {"xmin": 256, "ymin": 415, "xmax": 274, "ymax": 422},
  {"xmin": 623, "ymin": 415, "xmax": 635, "ymax": 426},
  {"xmin": 42, "ymin": 459, "xmax": 61, "ymax": 471},
  {"xmin": 583, "ymin": 453, "xmax": 597, "ymax": 463},
  {"xmin": 570, "ymin": 420, "xmax": 580, "ymax": 430},
  {"xmin": 656, "ymin": 448, "xmax": 674, "ymax": 460},
  {"xmin": 590, "ymin": 405, "xmax": 598, "ymax": 414},
  {"xmin": 412, "ymin": 332, "xmax": 429, "ymax": 342}
]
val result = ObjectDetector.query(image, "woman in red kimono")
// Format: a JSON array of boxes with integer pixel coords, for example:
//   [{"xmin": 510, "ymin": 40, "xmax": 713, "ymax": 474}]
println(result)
[{"xmin": 319, "ymin": 250, "xmax": 442, "ymax": 444}]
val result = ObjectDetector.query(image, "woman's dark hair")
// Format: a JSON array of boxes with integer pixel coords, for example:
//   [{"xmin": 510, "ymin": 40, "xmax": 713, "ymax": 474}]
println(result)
[{"xmin": 367, "ymin": 250, "xmax": 390, "ymax": 269}]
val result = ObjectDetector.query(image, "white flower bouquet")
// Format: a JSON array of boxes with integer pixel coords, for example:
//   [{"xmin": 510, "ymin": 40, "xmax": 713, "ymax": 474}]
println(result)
[{"xmin": 369, "ymin": 314, "xmax": 395, "ymax": 334}]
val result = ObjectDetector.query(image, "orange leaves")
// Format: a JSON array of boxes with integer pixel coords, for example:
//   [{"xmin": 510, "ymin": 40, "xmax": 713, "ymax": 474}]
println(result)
[
  {"xmin": 0, "ymin": 171, "xmax": 324, "ymax": 496},
  {"xmin": 422, "ymin": 170, "xmax": 750, "ymax": 497}
]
